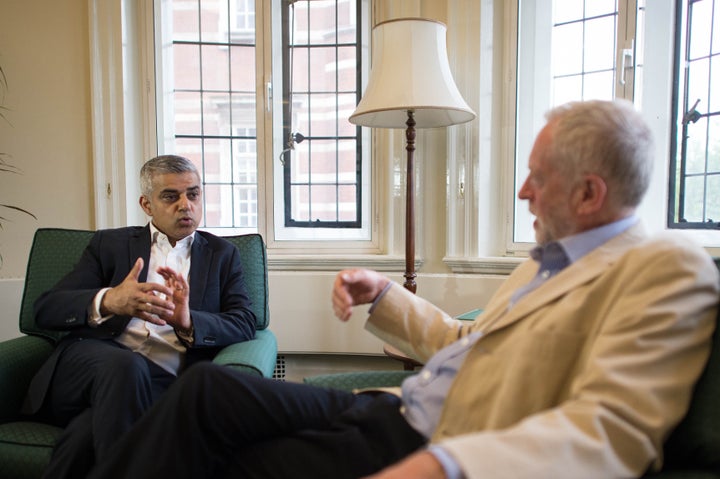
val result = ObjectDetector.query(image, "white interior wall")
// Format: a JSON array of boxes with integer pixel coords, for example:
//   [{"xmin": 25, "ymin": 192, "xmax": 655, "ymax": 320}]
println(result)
[{"xmin": 0, "ymin": 272, "xmax": 505, "ymax": 350}]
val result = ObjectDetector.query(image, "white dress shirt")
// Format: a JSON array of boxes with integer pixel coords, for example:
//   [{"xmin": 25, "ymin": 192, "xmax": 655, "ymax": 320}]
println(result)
[{"xmin": 89, "ymin": 223, "xmax": 194, "ymax": 375}]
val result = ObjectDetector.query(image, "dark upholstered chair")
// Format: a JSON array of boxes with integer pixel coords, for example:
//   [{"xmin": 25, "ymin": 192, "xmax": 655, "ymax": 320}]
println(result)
[
  {"xmin": 305, "ymin": 259, "xmax": 720, "ymax": 478},
  {"xmin": 0, "ymin": 228, "xmax": 277, "ymax": 479}
]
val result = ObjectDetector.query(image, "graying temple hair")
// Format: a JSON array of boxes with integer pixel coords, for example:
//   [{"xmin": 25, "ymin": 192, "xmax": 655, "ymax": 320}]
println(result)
[
  {"xmin": 545, "ymin": 99, "xmax": 654, "ymax": 208},
  {"xmin": 139, "ymin": 155, "xmax": 199, "ymax": 196}
]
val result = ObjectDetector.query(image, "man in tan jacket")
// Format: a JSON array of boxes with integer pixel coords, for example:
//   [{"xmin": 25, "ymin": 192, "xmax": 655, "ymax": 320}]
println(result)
[{"xmin": 89, "ymin": 100, "xmax": 719, "ymax": 479}]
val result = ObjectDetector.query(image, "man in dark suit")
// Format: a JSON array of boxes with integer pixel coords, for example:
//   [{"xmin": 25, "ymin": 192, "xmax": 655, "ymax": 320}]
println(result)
[{"xmin": 22, "ymin": 155, "xmax": 257, "ymax": 478}]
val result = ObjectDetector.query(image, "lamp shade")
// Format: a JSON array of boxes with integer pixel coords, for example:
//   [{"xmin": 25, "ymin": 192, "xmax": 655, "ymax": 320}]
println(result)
[{"xmin": 349, "ymin": 18, "xmax": 476, "ymax": 129}]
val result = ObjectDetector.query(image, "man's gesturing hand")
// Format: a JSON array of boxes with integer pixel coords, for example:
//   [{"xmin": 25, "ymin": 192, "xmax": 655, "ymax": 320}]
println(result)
[
  {"xmin": 156, "ymin": 266, "xmax": 192, "ymax": 332},
  {"xmin": 332, "ymin": 268, "xmax": 390, "ymax": 322},
  {"xmin": 100, "ymin": 258, "xmax": 175, "ymax": 325}
]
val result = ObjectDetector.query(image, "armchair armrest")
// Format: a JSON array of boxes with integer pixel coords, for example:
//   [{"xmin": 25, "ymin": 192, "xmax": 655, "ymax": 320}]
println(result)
[
  {"xmin": 304, "ymin": 370, "xmax": 416, "ymax": 392},
  {"xmin": 0, "ymin": 335, "xmax": 53, "ymax": 422},
  {"xmin": 212, "ymin": 329, "xmax": 278, "ymax": 378}
]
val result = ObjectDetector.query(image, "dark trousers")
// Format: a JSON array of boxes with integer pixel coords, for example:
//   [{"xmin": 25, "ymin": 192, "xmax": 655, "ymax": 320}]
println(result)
[
  {"xmin": 42, "ymin": 338, "xmax": 175, "ymax": 479},
  {"xmin": 88, "ymin": 361, "xmax": 427, "ymax": 479}
]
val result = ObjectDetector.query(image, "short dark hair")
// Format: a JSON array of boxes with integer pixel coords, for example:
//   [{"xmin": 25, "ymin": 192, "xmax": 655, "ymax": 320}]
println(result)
[{"xmin": 140, "ymin": 155, "xmax": 199, "ymax": 196}]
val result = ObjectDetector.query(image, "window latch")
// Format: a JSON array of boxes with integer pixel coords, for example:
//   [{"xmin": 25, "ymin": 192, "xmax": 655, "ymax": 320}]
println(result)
[{"xmin": 682, "ymin": 99, "xmax": 703, "ymax": 125}]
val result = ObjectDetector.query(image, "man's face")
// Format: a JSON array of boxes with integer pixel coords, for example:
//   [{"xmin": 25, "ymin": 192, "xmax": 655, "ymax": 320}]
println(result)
[
  {"xmin": 140, "ymin": 172, "xmax": 203, "ymax": 245},
  {"xmin": 517, "ymin": 123, "xmax": 578, "ymax": 245}
]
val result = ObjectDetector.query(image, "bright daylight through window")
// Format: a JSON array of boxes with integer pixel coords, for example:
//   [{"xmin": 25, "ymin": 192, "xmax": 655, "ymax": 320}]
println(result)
[{"xmin": 154, "ymin": 0, "xmax": 369, "ymax": 242}]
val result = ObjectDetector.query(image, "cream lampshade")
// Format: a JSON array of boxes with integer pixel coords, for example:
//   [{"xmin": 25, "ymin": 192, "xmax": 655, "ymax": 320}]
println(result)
[{"xmin": 349, "ymin": 18, "xmax": 475, "ymax": 293}]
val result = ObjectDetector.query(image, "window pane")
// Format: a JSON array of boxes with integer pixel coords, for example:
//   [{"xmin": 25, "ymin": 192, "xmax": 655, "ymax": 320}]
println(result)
[
  {"xmin": 707, "ymin": 174, "xmax": 720, "ymax": 221},
  {"xmin": 283, "ymin": 0, "xmax": 362, "ymax": 229},
  {"xmin": 688, "ymin": 57, "xmax": 710, "ymax": 109},
  {"xmin": 709, "ymin": 115, "xmax": 720, "ymax": 172},
  {"xmin": 201, "ymin": 45, "xmax": 230, "ymax": 91},
  {"xmin": 584, "ymin": 16, "xmax": 616, "ymax": 72},
  {"xmin": 583, "ymin": 70, "xmax": 615, "ymax": 100},
  {"xmin": 553, "ymin": 75, "xmax": 583, "ymax": 105},
  {"xmin": 174, "ymin": 44, "xmax": 201, "ymax": 90},
  {"xmin": 229, "ymin": 93, "xmax": 256, "ymax": 131},
  {"xmin": 309, "ymin": 1, "xmax": 337, "ymax": 45},
  {"xmin": 160, "ymin": 0, "xmax": 259, "ymax": 232},
  {"xmin": 337, "ymin": 46, "xmax": 357, "ymax": 91},
  {"xmin": 685, "ymin": 118, "xmax": 708, "ymax": 175},
  {"xmin": 309, "ymin": 47, "xmax": 338, "ymax": 92},
  {"xmin": 202, "ymin": 138, "xmax": 232, "ymax": 183},
  {"xmin": 290, "ymin": 141, "xmax": 309, "ymax": 183},
  {"xmin": 714, "ymin": 0, "xmax": 720, "ymax": 54},
  {"xmin": 309, "ymin": 93, "xmax": 338, "ymax": 137},
  {"xmin": 552, "ymin": 22, "xmax": 584, "ymax": 76},
  {"xmin": 711, "ymin": 55, "xmax": 720, "ymax": 112},
  {"xmin": 310, "ymin": 139, "xmax": 338, "ymax": 178},
  {"xmin": 233, "ymin": 185, "xmax": 257, "ymax": 227},
  {"xmin": 200, "ymin": 0, "xmax": 228, "ymax": 43},
  {"xmin": 291, "ymin": 47, "xmax": 310, "ymax": 91},
  {"xmin": 309, "ymin": 185, "xmax": 339, "ymax": 221},
  {"xmin": 683, "ymin": 175, "xmax": 706, "ymax": 222},
  {"xmin": 553, "ymin": 0, "xmax": 583, "ymax": 23},
  {"xmin": 175, "ymin": 137, "xmax": 203, "ymax": 165},
  {"xmin": 585, "ymin": 0, "xmax": 617, "ymax": 18},
  {"xmin": 291, "ymin": 184, "xmax": 310, "ymax": 222},
  {"xmin": 338, "ymin": 184, "xmax": 357, "ymax": 221},
  {"xmin": 669, "ymin": 0, "xmax": 720, "ymax": 229},
  {"xmin": 689, "ymin": 0, "xmax": 713, "ymax": 60},
  {"xmin": 229, "ymin": 46, "xmax": 255, "ymax": 93},
  {"xmin": 174, "ymin": 91, "xmax": 202, "ymax": 136},
  {"xmin": 172, "ymin": 1, "xmax": 200, "ymax": 42}
]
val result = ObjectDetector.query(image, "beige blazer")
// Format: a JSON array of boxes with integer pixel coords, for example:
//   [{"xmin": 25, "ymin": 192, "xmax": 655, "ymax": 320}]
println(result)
[{"xmin": 366, "ymin": 224, "xmax": 719, "ymax": 478}]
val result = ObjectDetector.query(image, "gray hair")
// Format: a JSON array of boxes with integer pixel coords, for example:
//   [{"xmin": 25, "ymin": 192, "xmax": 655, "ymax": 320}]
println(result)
[
  {"xmin": 545, "ymin": 99, "xmax": 654, "ymax": 208},
  {"xmin": 140, "ymin": 155, "xmax": 200, "ymax": 196}
]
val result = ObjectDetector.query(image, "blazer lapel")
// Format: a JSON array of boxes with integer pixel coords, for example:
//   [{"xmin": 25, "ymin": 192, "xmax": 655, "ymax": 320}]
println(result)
[
  {"xmin": 129, "ymin": 226, "xmax": 152, "ymax": 282},
  {"xmin": 477, "ymin": 222, "xmax": 648, "ymax": 335},
  {"xmin": 189, "ymin": 233, "xmax": 211, "ymax": 309}
]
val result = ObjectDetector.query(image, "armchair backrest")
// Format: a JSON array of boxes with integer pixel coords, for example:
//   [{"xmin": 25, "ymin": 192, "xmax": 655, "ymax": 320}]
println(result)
[
  {"xmin": 222, "ymin": 234, "xmax": 270, "ymax": 330},
  {"xmin": 660, "ymin": 257, "xmax": 720, "ymax": 471},
  {"xmin": 19, "ymin": 228, "xmax": 95, "ymax": 342},
  {"xmin": 19, "ymin": 228, "xmax": 270, "ymax": 342}
]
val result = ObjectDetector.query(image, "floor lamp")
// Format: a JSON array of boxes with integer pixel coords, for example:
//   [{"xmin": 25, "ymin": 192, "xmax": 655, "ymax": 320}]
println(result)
[{"xmin": 349, "ymin": 18, "xmax": 476, "ymax": 294}]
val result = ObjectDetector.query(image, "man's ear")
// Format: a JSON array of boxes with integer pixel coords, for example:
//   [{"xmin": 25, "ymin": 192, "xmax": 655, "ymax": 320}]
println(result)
[
  {"xmin": 139, "ymin": 195, "xmax": 153, "ymax": 216},
  {"xmin": 575, "ymin": 174, "xmax": 607, "ymax": 216}
]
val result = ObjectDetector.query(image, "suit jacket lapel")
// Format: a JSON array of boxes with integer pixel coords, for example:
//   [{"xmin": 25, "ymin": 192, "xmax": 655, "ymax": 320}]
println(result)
[
  {"xmin": 477, "ymin": 223, "xmax": 648, "ymax": 335},
  {"xmin": 129, "ymin": 226, "xmax": 152, "ymax": 282},
  {"xmin": 189, "ymin": 233, "xmax": 210, "ymax": 309}
]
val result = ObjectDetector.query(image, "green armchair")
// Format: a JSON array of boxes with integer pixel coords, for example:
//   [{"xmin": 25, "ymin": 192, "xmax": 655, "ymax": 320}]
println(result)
[
  {"xmin": 305, "ymin": 259, "xmax": 720, "ymax": 478},
  {"xmin": 0, "ymin": 228, "xmax": 277, "ymax": 479}
]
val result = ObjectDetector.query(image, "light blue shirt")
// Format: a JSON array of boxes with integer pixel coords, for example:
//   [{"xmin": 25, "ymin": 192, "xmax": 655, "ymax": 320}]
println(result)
[{"xmin": 398, "ymin": 216, "xmax": 638, "ymax": 478}]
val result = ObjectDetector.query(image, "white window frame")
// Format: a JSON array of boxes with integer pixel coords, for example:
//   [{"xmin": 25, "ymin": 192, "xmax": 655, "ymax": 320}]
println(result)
[
  {"xmin": 88, "ymin": 0, "xmax": 412, "ymax": 271},
  {"xmin": 443, "ymin": 0, "xmax": 720, "ymax": 276}
]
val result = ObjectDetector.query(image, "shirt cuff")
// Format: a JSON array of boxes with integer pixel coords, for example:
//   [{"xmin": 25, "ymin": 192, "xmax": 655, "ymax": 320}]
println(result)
[
  {"xmin": 428, "ymin": 445, "xmax": 465, "ymax": 479},
  {"xmin": 175, "ymin": 323, "xmax": 195, "ymax": 345},
  {"xmin": 88, "ymin": 287, "xmax": 113, "ymax": 327}
]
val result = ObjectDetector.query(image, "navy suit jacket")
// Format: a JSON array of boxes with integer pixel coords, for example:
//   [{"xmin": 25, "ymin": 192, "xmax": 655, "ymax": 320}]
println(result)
[{"xmin": 23, "ymin": 225, "xmax": 257, "ymax": 414}]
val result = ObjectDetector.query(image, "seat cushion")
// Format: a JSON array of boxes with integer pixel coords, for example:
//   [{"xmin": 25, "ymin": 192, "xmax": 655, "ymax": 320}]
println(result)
[{"xmin": 0, "ymin": 421, "xmax": 61, "ymax": 479}]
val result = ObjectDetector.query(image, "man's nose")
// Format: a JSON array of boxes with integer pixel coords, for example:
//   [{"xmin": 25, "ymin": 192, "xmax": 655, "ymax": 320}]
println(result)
[
  {"xmin": 177, "ymin": 195, "xmax": 190, "ymax": 210},
  {"xmin": 518, "ymin": 179, "xmax": 531, "ymax": 199}
]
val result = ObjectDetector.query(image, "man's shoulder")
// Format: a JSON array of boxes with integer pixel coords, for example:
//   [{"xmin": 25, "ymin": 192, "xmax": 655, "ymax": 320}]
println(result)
[
  {"xmin": 635, "ymin": 229, "xmax": 710, "ymax": 257},
  {"xmin": 91, "ymin": 226, "xmax": 147, "ymax": 241},
  {"xmin": 96, "ymin": 225, "xmax": 146, "ymax": 235},
  {"xmin": 194, "ymin": 230, "xmax": 236, "ymax": 252},
  {"xmin": 618, "ymin": 229, "xmax": 718, "ymax": 278}
]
